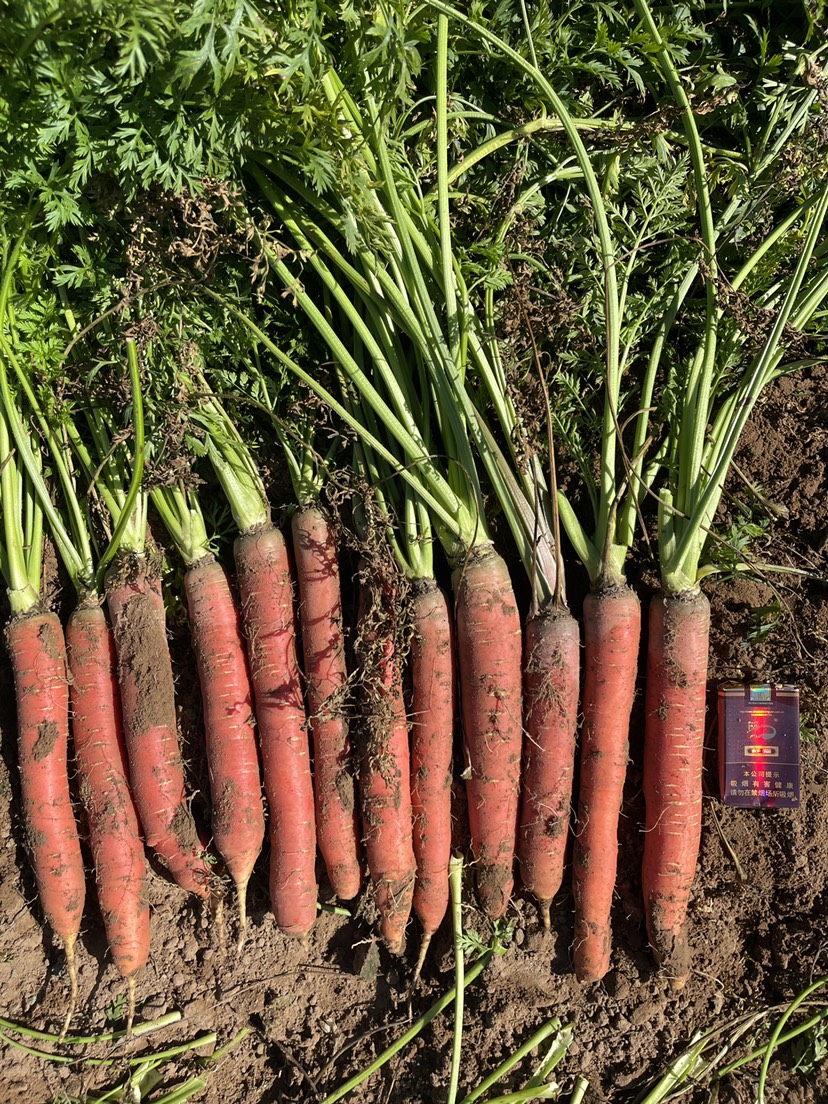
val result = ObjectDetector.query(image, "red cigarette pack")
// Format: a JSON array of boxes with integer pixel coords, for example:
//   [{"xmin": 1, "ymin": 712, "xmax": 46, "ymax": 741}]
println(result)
[{"xmin": 718, "ymin": 683, "xmax": 800, "ymax": 809}]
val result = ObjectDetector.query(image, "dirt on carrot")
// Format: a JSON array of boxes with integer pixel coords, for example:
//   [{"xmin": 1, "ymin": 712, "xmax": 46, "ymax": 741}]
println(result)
[{"xmin": 108, "ymin": 565, "xmax": 176, "ymax": 737}]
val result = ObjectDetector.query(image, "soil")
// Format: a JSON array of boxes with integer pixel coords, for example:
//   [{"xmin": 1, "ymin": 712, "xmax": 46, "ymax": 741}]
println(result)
[{"xmin": 1, "ymin": 366, "xmax": 827, "ymax": 1103}]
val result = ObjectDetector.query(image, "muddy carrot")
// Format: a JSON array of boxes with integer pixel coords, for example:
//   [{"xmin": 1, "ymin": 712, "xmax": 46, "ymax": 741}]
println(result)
[
  {"xmin": 234, "ymin": 525, "xmax": 317, "ymax": 939},
  {"xmin": 356, "ymin": 570, "xmax": 416, "ymax": 954},
  {"xmin": 641, "ymin": 591, "xmax": 710, "ymax": 985},
  {"xmin": 453, "ymin": 548, "xmax": 523, "ymax": 921},
  {"xmin": 66, "ymin": 602, "xmax": 149, "ymax": 1030},
  {"xmin": 410, "ymin": 578, "xmax": 455, "ymax": 974},
  {"xmin": 9, "ymin": 610, "xmax": 86, "ymax": 1033},
  {"xmin": 571, "ymin": 586, "xmax": 640, "ymax": 983},
  {"xmin": 106, "ymin": 554, "xmax": 213, "ymax": 899},
  {"xmin": 292, "ymin": 506, "xmax": 361, "ymax": 901},
  {"xmin": 518, "ymin": 607, "xmax": 580, "ymax": 930},
  {"xmin": 183, "ymin": 555, "xmax": 265, "ymax": 945}
]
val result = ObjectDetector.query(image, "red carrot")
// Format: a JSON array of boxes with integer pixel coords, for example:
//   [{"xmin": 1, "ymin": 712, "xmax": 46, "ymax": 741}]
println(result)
[
  {"xmin": 453, "ymin": 549, "xmax": 523, "ymax": 920},
  {"xmin": 410, "ymin": 579, "xmax": 455, "ymax": 973},
  {"xmin": 9, "ymin": 610, "xmax": 86, "ymax": 1033},
  {"xmin": 641, "ymin": 591, "xmax": 710, "ymax": 986},
  {"xmin": 356, "ymin": 572, "xmax": 416, "ymax": 954},
  {"xmin": 572, "ymin": 585, "xmax": 640, "ymax": 983},
  {"xmin": 183, "ymin": 556, "xmax": 265, "ymax": 945},
  {"xmin": 106, "ymin": 554, "xmax": 213, "ymax": 899},
  {"xmin": 518, "ymin": 608, "xmax": 580, "ymax": 930},
  {"xmin": 292, "ymin": 506, "xmax": 361, "ymax": 901},
  {"xmin": 234, "ymin": 526, "xmax": 317, "ymax": 939},
  {"xmin": 66, "ymin": 603, "xmax": 149, "ymax": 1030}
]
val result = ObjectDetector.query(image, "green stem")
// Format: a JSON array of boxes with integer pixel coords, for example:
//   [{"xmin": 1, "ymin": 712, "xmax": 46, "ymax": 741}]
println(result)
[
  {"xmin": 0, "ymin": 413, "xmax": 38, "ymax": 611},
  {"xmin": 668, "ymin": 185, "xmax": 828, "ymax": 589},
  {"xmin": 320, "ymin": 953, "xmax": 493, "ymax": 1104},
  {"xmin": 632, "ymin": 0, "xmax": 718, "ymax": 529},
  {"xmin": 0, "ymin": 1012, "xmax": 182, "ymax": 1047},
  {"xmin": 460, "ymin": 1020, "xmax": 566, "ymax": 1104},
  {"xmin": 436, "ymin": 14, "xmax": 459, "ymax": 359},
  {"xmin": 473, "ymin": 1087, "xmax": 558, "ymax": 1103},
  {"xmin": 757, "ymin": 980, "xmax": 828, "ymax": 1103},
  {"xmin": 95, "ymin": 340, "xmax": 146, "ymax": 587},
  {"xmin": 151, "ymin": 484, "xmax": 211, "ymax": 567},
  {"xmin": 568, "ymin": 1077, "xmax": 589, "ymax": 1104},
  {"xmin": 717, "ymin": 1006, "xmax": 828, "ymax": 1079},
  {"xmin": 201, "ymin": 288, "xmax": 470, "ymax": 551},
  {"xmin": 424, "ymin": 0, "xmax": 621, "ymax": 565},
  {"xmin": 448, "ymin": 855, "xmax": 465, "ymax": 1104}
]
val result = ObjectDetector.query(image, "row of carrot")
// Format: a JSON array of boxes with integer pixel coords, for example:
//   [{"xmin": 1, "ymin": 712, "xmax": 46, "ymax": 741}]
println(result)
[{"xmin": 11, "ymin": 469, "xmax": 696, "ymax": 1044}]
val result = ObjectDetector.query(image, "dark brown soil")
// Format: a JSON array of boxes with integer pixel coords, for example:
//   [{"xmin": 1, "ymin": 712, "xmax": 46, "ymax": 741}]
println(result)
[{"xmin": 1, "ymin": 367, "xmax": 827, "ymax": 1103}]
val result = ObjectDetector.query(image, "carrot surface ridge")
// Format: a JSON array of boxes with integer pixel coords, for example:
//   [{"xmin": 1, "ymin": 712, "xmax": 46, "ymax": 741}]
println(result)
[
  {"xmin": 518, "ymin": 607, "xmax": 580, "ymax": 927},
  {"xmin": 9, "ymin": 611, "xmax": 85, "ymax": 986},
  {"xmin": 453, "ymin": 549, "xmax": 523, "ymax": 920},
  {"xmin": 106, "ymin": 555, "xmax": 213, "ymax": 899},
  {"xmin": 572, "ymin": 585, "xmax": 640, "ymax": 983},
  {"xmin": 356, "ymin": 575, "xmax": 416, "ymax": 954},
  {"xmin": 183, "ymin": 557, "xmax": 264, "ymax": 931},
  {"xmin": 410, "ymin": 579, "xmax": 455, "ymax": 942},
  {"xmin": 66, "ymin": 605, "xmax": 149, "ymax": 982},
  {"xmin": 292, "ymin": 507, "xmax": 361, "ymax": 901},
  {"xmin": 642, "ymin": 590, "xmax": 710, "ymax": 985},
  {"xmin": 234, "ymin": 526, "xmax": 317, "ymax": 939}
]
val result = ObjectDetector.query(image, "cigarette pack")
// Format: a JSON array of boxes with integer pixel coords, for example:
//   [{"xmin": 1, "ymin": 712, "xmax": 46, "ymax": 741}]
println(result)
[{"xmin": 718, "ymin": 683, "xmax": 800, "ymax": 809}]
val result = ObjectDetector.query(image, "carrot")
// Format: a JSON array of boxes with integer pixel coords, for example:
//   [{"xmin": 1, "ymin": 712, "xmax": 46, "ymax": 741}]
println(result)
[
  {"xmin": 183, "ymin": 556, "xmax": 265, "ymax": 946},
  {"xmin": 106, "ymin": 554, "xmax": 213, "ymax": 899},
  {"xmin": 234, "ymin": 526, "xmax": 317, "ymax": 939},
  {"xmin": 571, "ymin": 585, "xmax": 640, "ymax": 983},
  {"xmin": 66, "ymin": 603, "xmax": 149, "ymax": 1031},
  {"xmin": 292, "ymin": 506, "xmax": 361, "ymax": 901},
  {"xmin": 641, "ymin": 590, "xmax": 710, "ymax": 986},
  {"xmin": 410, "ymin": 578, "xmax": 455, "ymax": 975},
  {"xmin": 453, "ymin": 548, "xmax": 523, "ymax": 920},
  {"xmin": 9, "ymin": 610, "xmax": 85, "ymax": 1035},
  {"xmin": 356, "ymin": 572, "xmax": 416, "ymax": 954},
  {"xmin": 518, "ymin": 608, "xmax": 580, "ymax": 930}
]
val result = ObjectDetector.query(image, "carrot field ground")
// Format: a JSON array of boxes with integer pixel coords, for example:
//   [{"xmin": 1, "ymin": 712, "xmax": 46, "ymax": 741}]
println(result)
[{"xmin": 1, "ymin": 2, "xmax": 827, "ymax": 1102}]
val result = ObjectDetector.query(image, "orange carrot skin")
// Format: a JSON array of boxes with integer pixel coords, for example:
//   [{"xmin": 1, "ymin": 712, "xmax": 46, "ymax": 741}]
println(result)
[
  {"xmin": 106, "ymin": 557, "xmax": 213, "ymax": 899},
  {"xmin": 518, "ymin": 608, "xmax": 580, "ymax": 914},
  {"xmin": 572, "ymin": 586, "xmax": 640, "ymax": 983},
  {"xmin": 642, "ymin": 591, "xmax": 710, "ymax": 982},
  {"xmin": 66, "ymin": 605, "xmax": 149, "ymax": 980},
  {"xmin": 9, "ymin": 611, "xmax": 85, "ymax": 949},
  {"xmin": 410, "ymin": 580, "xmax": 455, "ymax": 939},
  {"xmin": 453, "ymin": 550, "xmax": 523, "ymax": 920},
  {"xmin": 183, "ymin": 558, "xmax": 264, "ymax": 896},
  {"xmin": 357, "ymin": 577, "xmax": 416, "ymax": 954},
  {"xmin": 292, "ymin": 507, "xmax": 361, "ymax": 901},
  {"xmin": 234, "ymin": 527, "xmax": 317, "ymax": 939}
]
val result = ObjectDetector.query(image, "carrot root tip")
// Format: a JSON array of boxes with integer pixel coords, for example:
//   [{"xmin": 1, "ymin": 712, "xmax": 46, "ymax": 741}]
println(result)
[
  {"xmin": 648, "ymin": 922, "xmax": 691, "ymax": 986},
  {"xmin": 412, "ymin": 929, "xmax": 433, "ymax": 988},
  {"xmin": 384, "ymin": 931, "xmax": 405, "ymax": 956},
  {"xmin": 236, "ymin": 876, "xmax": 251, "ymax": 955},
  {"xmin": 539, "ymin": 900, "xmax": 552, "ymax": 933},
  {"xmin": 58, "ymin": 935, "xmax": 79, "ymax": 1044},
  {"xmin": 126, "ymin": 975, "xmax": 137, "ymax": 1037},
  {"xmin": 213, "ymin": 893, "xmax": 227, "ymax": 960}
]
